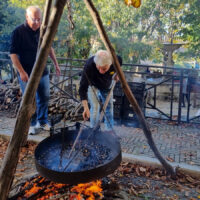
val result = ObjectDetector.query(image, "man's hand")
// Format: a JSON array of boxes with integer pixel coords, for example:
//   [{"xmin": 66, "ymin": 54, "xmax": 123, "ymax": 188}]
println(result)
[
  {"xmin": 83, "ymin": 107, "xmax": 90, "ymax": 121},
  {"xmin": 113, "ymin": 73, "xmax": 119, "ymax": 81},
  {"xmin": 114, "ymin": 75, "xmax": 119, "ymax": 81},
  {"xmin": 55, "ymin": 64, "xmax": 61, "ymax": 76},
  {"xmin": 20, "ymin": 71, "xmax": 29, "ymax": 82},
  {"xmin": 82, "ymin": 100, "xmax": 90, "ymax": 121},
  {"xmin": 49, "ymin": 47, "xmax": 61, "ymax": 76}
]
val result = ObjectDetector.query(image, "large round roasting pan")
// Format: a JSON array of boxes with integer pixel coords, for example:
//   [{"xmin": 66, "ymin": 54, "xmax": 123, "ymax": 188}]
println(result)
[{"xmin": 34, "ymin": 124, "xmax": 122, "ymax": 184}]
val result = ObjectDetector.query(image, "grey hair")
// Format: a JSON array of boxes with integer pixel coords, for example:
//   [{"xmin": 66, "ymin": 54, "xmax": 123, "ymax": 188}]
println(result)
[
  {"xmin": 94, "ymin": 50, "xmax": 112, "ymax": 67},
  {"xmin": 26, "ymin": 5, "xmax": 41, "ymax": 16}
]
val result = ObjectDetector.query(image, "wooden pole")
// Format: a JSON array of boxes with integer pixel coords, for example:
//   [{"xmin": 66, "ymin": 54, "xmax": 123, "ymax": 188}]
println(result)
[
  {"xmin": 38, "ymin": 0, "xmax": 53, "ymax": 48},
  {"xmin": 0, "ymin": 1, "xmax": 67, "ymax": 199},
  {"xmin": 83, "ymin": 0, "xmax": 176, "ymax": 177}
]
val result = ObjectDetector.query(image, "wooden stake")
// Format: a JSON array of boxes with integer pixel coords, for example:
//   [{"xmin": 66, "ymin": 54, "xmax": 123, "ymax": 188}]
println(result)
[{"xmin": 0, "ymin": 1, "xmax": 67, "ymax": 199}]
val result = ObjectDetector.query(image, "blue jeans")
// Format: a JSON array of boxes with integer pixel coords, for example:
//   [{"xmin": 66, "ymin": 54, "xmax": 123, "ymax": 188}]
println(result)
[
  {"xmin": 18, "ymin": 74, "xmax": 50, "ymax": 126},
  {"xmin": 88, "ymin": 86, "xmax": 113, "ymax": 130}
]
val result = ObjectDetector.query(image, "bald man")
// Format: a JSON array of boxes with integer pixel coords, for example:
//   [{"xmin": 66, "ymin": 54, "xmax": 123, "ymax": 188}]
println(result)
[{"xmin": 10, "ymin": 5, "xmax": 60, "ymax": 135}]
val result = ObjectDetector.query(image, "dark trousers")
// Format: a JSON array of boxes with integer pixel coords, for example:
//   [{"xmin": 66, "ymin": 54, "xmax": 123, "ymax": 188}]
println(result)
[{"xmin": 182, "ymin": 93, "xmax": 189, "ymax": 107}]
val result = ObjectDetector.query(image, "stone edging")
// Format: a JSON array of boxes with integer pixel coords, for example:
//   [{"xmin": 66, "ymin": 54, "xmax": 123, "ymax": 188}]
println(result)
[{"xmin": 122, "ymin": 152, "xmax": 200, "ymax": 179}]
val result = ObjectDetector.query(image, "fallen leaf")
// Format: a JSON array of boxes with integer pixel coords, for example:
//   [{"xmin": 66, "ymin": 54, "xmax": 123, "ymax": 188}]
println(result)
[
  {"xmin": 166, "ymin": 156, "xmax": 174, "ymax": 162},
  {"xmin": 185, "ymin": 191, "xmax": 190, "ymax": 197},
  {"xmin": 129, "ymin": 186, "xmax": 138, "ymax": 196},
  {"xmin": 135, "ymin": 167, "xmax": 141, "ymax": 176},
  {"xmin": 146, "ymin": 172, "xmax": 151, "ymax": 177},
  {"xmin": 197, "ymin": 189, "xmax": 200, "ymax": 193},
  {"xmin": 15, "ymin": 173, "xmax": 23, "ymax": 177},
  {"xmin": 139, "ymin": 167, "xmax": 146, "ymax": 172},
  {"xmin": 186, "ymin": 176, "xmax": 195, "ymax": 183}
]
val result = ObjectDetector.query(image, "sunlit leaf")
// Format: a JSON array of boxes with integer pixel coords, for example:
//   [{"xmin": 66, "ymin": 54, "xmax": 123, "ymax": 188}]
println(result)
[
  {"xmin": 124, "ymin": 0, "xmax": 132, "ymax": 6},
  {"xmin": 131, "ymin": 0, "xmax": 141, "ymax": 8},
  {"xmin": 107, "ymin": 20, "xmax": 111, "ymax": 26},
  {"xmin": 124, "ymin": 0, "xmax": 141, "ymax": 8}
]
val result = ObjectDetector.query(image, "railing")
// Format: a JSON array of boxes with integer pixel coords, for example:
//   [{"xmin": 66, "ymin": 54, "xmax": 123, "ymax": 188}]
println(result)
[{"xmin": 1, "ymin": 52, "xmax": 200, "ymax": 124}]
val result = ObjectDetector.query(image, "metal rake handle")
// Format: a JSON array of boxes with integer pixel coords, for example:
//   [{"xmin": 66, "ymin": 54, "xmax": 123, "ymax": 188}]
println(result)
[
  {"xmin": 67, "ymin": 120, "xmax": 86, "ymax": 159},
  {"xmin": 93, "ymin": 80, "xmax": 116, "ymax": 131}
]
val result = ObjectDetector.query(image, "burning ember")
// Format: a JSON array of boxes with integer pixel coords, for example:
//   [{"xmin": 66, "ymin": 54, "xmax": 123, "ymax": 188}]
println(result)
[
  {"xmin": 71, "ymin": 180, "xmax": 103, "ymax": 200},
  {"xmin": 12, "ymin": 175, "xmax": 103, "ymax": 200}
]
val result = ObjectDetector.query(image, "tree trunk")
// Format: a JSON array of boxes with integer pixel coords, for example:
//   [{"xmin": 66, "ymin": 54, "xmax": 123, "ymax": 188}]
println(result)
[
  {"xmin": 83, "ymin": 0, "xmax": 176, "ymax": 177},
  {"xmin": 0, "ymin": 1, "xmax": 67, "ymax": 199}
]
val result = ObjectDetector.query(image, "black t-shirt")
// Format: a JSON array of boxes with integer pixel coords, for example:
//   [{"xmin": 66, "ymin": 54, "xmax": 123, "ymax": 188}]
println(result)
[
  {"xmin": 10, "ymin": 23, "xmax": 48, "ymax": 76},
  {"xmin": 79, "ymin": 55, "xmax": 122, "ymax": 100}
]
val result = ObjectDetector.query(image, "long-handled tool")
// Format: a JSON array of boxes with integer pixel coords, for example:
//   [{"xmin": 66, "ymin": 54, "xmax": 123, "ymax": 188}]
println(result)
[
  {"xmin": 67, "ymin": 119, "xmax": 86, "ymax": 158},
  {"xmin": 93, "ymin": 79, "xmax": 116, "ymax": 131}
]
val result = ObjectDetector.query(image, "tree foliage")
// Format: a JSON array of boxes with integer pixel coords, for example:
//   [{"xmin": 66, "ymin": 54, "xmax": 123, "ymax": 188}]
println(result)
[
  {"xmin": 0, "ymin": 0, "xmax": 24, "ymax": 51},
  {"xmin": 0, "ymin": 0, "xmax": 200, "ymax": 64},
  {"xmin": 9, "ymin": 0, "xmax": 45, "ymax": 9},
  {"xmin": 180, "ymin": 0, "xmax": 200, "ymax": 59}
]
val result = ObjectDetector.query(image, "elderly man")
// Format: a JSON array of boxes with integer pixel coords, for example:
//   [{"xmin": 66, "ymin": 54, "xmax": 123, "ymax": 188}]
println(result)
[
  {"xmin": 10, "ymin": 5, "xmax": 60, "ymax": 135},
  {"xmin": 79, "ymin": 50, "xmax": 122, "ymax": 130}
]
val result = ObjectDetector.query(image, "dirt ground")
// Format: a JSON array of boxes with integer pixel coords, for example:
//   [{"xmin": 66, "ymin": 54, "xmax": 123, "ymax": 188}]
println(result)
[{"xmin": 0, "ymin": 137, "xmax": 200, "ymax": 200}]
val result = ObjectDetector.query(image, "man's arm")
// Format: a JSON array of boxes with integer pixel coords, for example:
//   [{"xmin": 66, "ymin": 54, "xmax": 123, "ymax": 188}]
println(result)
[
  {"xmin": 10, "ymin": 27, "xmax": 28, "ymax": 82},
  {"xmin": 79, "ymin": 74, "xmax": 90, "ymax": 120},
  {"xmin": 79, "ymin": 62, "xmax": 91, "ymax": 121},
  {"xmin": 10, "ymin": 54, "xmax": 29, "ymax": 82},
  {"xmin": 49, "ymin": 47, "xmax": 60, "ymax": 76}
]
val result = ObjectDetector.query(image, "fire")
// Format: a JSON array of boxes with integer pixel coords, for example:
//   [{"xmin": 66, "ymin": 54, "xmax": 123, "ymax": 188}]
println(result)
[
  {"xmin": 16, "ymin": 176, "xmax": 103, "ymax": 199},
  {"xmin": 71, "ymin": 180, "xmax": 103, "ymax": 200},
  {"xmin": 21, "ymin": 176, "xmax": 68, "ymax": 199},
  {"xmin": 24, "ymin": 183, "xmax": 42, "ymax": 197}
]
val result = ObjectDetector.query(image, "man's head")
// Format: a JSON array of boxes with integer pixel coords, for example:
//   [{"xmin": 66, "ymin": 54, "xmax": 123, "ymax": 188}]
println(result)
[
  {"xmin": 94, "ymin": 50, "xmax": 112, "ymax": 74},
  {"xmin": 26, "ymin": 6, "xmax": 41, "ymax": 31}
]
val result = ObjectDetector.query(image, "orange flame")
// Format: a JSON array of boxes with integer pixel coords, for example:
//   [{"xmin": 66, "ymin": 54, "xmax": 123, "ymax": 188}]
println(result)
[
  {"xmin": 39, "ymin": 177, "xmax": 45, "ymax": 183},
  {"xmin": 54, "ymin": 183, "xmax": 66, "ymax": 189},
  {"xmin": 23, "ymin": 181, "xmax": 30, "ymax": 188},
  {"xmin": 24, "ymin": 183, "xmax": 42, "ymax": 197},
  {"xmin": 20, "ymin": 176, "xmax": 104, "ymax": 200},
  {"xmin": 71, "ymin": 180, "xmax": 103, "ymax": 200},
  {"xmin": 22, "ymin": 176, "xmax": 67, "ymax": 199}
]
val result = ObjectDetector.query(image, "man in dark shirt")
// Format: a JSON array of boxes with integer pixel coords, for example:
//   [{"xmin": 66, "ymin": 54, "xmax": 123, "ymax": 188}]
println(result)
[
  {"xmin": 79, "ymin": 50, "xmax": 122, "ymax": 130},
  {"xmin": 10, "ymin": 5, "xmax": 60, "ymax": 135}
]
